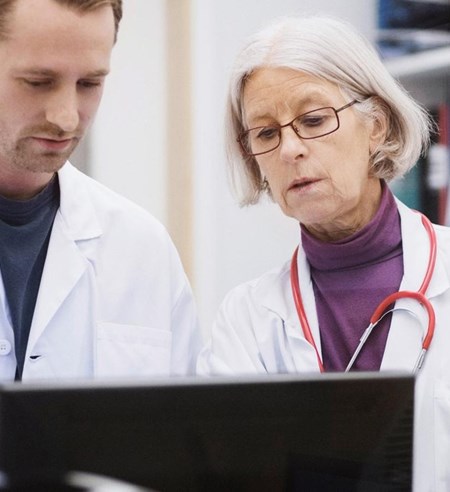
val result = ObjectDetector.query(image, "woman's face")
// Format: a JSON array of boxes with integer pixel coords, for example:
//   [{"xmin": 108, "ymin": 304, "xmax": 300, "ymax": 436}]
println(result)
[{"xmin": 242, "ymin": 67, "xmax": 383, "ymax": 241}]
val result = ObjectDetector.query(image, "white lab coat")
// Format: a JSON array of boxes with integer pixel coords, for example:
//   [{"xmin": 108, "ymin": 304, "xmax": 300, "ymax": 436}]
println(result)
[
  {"xmin": 0, "ymin": 163, "xmax": 201, "ymax": 381},
  {"xmin": 198, "ymin": 200, "xmax": 450, "ymax": 492}
]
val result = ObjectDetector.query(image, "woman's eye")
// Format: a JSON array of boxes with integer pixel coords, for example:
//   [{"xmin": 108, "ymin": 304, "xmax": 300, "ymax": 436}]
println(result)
[
  {"xmin": 256, "ymin": 127, "xmax": 278, "ymax": 140},
  {"xmin": 301, "ymin": 115, "xmax": 327, "ymax": 127}
]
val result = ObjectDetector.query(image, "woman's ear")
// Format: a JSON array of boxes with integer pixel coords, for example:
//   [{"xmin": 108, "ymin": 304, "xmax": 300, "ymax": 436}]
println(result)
[{"xmin": 369, "ymin": 104, "xmax": 388, "ymax": 154}]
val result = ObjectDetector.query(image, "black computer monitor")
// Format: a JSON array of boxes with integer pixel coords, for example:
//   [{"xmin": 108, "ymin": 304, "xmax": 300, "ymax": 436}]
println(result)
[{"xmin": 0, "ymin": 372, "xmax": 414, "ymax": 491}]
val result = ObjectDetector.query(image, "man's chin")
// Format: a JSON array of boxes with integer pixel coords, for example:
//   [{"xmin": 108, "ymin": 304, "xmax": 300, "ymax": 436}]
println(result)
[{"xmin": 22, "ymin": 154, "xmax": 71, "ymax": 174}]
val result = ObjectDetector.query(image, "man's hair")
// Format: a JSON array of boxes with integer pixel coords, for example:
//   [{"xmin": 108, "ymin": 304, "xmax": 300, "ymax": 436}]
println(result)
[{"xmin": 0, "ymin": 0, "xmax": 123, "ymax": 41}]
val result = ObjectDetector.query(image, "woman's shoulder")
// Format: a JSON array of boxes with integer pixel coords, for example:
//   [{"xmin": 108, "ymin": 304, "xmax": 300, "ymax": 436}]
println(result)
[
  {"xmin": 220, "ymin": 259, "xmax": 291, "ymax": 312},
  {"xmin": 435, "ymin": 223, "xmax": 450, "ymax": 240},
  {"xmin": 435, "ymin": 223, "xmax": 450, "ymax": 257}
]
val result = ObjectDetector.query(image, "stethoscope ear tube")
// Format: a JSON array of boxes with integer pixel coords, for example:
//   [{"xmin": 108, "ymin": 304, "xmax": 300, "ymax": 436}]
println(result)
[
  {"xmin": 370, "ymin": 290, "xmax": 435, "ymax": 350},
  {"xmin": 365, "ymin": 289, "xmax": 435, "ymax": 373}
]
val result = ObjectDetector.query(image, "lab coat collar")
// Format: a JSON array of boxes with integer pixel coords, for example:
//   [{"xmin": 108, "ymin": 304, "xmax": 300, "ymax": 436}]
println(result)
[
  {"xmin": 57, "ymin": 162, "xmax": 103, "ymax": 240},
  {"xmin": 258, "ymin": 201, "xmax": 449, "ymax": 373},
  {"xmin": 381, "ymin": 201, "xmax": 449, "ymax": 371},
  {"xmin": 26, "ymin": 162, "xmax": 102, "ymax": 354},
  {"xmin": 396, "ymin": 199, "xmax": 448, "ymax": 298},
  {"xmin": 257, "ymin": 249, "xmax": 323, "ymax": 371}
]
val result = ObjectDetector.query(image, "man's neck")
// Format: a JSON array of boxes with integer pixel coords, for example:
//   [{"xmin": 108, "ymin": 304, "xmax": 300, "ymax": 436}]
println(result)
[{"xmin": 0, "ymin": 167, "xmax": 55, "ymax": 200}]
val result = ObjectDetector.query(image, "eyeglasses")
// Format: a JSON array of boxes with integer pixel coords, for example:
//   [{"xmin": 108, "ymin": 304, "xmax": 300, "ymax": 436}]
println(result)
[{"xmin": 238, "ymin": 100, "xmax": 359, "ymax": 157}]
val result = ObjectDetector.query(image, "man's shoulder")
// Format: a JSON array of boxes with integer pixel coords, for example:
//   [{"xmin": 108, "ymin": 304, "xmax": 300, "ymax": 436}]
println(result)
[{"xmin": 58, "ymin": 163, "xmax": 169, "ymax": 245}]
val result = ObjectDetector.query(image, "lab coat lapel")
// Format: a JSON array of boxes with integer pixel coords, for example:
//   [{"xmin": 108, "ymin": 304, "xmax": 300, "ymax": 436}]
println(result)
[
  {"xmin": 259, "ymin": 246, "xmax": 323, "ymax": 372},
  {"xmin": 381, "ymin": 203, "xmax": 449, "ymax": 371},
  {"xmin": 26, "ymin": 163, "xmax": 102, "ymax": 351},
  {"xmin": 258, "ymin": 203, "xmax": 447, "ymax": 374},
  {"xmin": 292, "ymin": 244, "xmax": 322, "ymax": 354}
]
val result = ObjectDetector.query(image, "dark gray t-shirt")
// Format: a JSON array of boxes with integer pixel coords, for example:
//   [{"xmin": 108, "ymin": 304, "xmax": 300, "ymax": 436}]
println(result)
[{"xmin": 0, "ymin": 176, "xmax": 60, "ymax": 380}]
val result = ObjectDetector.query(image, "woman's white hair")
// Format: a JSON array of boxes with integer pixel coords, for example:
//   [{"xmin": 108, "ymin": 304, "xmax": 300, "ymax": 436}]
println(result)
[{"xmin": 226, "ymin": 16, "xmax": 433, "ymax": 205}]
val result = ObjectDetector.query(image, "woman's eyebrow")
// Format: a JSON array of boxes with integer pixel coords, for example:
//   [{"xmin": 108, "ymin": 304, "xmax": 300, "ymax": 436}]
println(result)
[{"xmin": 245, "ymin": 92, "xmax": 331, "ymax": 125}]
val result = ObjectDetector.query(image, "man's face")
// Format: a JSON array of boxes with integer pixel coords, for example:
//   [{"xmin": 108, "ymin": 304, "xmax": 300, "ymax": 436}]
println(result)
[{"xmin": 0, "ymin": 0, "xmax": 115, "ymax": 178}]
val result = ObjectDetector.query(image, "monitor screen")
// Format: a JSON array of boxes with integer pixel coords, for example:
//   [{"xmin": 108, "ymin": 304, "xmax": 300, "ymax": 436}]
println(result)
[{"xmin": 0, "ymin": 372, "xmax": 414, "ymax": 491}]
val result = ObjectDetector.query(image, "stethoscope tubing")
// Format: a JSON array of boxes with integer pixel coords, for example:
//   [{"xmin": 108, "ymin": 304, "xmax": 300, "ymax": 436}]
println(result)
[
  {"xmin": 290, "ymin": 245, "xmax": 325, "ymax": 373},
  {"xmin": 290, "ymin": 213, "xmax": 437, "ymax": 373}
]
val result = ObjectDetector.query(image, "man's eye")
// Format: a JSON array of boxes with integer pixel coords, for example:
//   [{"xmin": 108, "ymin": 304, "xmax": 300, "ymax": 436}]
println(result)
[
  {"xmin": 78, "ymin": 80, "xmax": 102, "ymax": 89},
  {"xmin": 24, "ymin": 79, "xmax": 51, "ymax": 87}
]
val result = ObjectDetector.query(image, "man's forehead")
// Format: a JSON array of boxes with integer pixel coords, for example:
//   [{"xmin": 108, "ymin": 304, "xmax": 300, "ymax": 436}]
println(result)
[{"xmin": 1, "ymin": 0, "xmax": 115, "ymax": 57}]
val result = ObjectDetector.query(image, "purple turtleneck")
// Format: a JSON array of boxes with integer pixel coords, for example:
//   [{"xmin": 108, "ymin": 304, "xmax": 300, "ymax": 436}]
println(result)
[{"xmin": 300, "ymin": 182, "xmax": 403, "ymax": 371}]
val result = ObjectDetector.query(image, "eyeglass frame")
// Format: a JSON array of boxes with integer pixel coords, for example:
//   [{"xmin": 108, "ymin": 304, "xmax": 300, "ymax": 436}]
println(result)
[{"xmin": 237, "ymin": 100, "xmax": 359, "ymax": 157}]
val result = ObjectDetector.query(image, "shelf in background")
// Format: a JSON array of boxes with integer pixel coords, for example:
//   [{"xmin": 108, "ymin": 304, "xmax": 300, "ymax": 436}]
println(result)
[{"xmin": 384, "ymin": 45, "xmax": 450, "ymax": 80}]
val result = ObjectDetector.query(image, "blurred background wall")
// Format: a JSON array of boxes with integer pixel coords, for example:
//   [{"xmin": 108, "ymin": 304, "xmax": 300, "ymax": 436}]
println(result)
[{"xmin": 71, "ymin": 0, "xmax": 449, "ymax": 338}]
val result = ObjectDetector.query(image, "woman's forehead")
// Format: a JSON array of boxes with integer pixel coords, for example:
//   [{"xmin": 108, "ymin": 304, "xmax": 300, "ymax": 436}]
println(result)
[{"xmin": 242, "ymin": 67, "xmax": 340, "ymax": 121}]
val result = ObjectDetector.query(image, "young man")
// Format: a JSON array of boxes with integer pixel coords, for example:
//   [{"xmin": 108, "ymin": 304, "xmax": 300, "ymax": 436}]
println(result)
[{"xmin": 0, "ymin": 0, "xmax": 201, "ymax": 381}]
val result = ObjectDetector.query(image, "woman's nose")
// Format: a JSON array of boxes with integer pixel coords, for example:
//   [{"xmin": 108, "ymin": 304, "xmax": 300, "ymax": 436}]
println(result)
[{"xmin": 278, "ymin": 125, "xmax": 308, "ymax": 163}]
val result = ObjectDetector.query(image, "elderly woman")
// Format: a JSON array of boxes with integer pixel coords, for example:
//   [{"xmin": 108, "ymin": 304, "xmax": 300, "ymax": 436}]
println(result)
[{"xmin": 198, "ymin": 16, "xmax": 450, "ymax": 491}]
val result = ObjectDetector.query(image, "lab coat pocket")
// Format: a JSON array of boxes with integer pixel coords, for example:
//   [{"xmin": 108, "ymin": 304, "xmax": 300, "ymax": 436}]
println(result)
[
  {"xmin": 434, "ymin": 381, "xmax": 450, "ymax": 491},
  {"xmin": 96, "ymin": 322, "xmax": 172, "ymax": 378}
]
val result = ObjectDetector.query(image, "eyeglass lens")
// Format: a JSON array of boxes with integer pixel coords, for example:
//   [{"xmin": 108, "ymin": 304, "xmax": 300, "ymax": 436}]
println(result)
[{"xmin": 242, "ymin": 107, "xmax": 339, "ymax": 156}]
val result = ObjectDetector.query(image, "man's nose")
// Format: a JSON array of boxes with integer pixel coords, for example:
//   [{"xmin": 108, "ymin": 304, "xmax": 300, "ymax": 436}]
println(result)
[{"xmin": 45, "ymin": 89, "xmax": 80, "ymax": 133}]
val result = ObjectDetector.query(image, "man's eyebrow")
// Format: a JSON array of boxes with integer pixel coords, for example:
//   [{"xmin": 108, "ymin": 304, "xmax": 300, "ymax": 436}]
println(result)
[
  {"xmin": 17, "ymin": 68, "xmax": 110, "ymax": 77},
  {"xmin": 83, "ymin": 69, "xmax": 110, "ymax": 78}
]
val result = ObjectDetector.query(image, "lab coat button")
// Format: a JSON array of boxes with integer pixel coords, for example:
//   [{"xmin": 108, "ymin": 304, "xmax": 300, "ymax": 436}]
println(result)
[{"xmin": 0, "ymin": 339, "xmax": 12, "ymax": 355}]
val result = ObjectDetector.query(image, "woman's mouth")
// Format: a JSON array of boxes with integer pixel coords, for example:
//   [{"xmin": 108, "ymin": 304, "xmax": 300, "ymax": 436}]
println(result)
[{"xmin": 288, "ymin": 178, "xmax": 321, "ymax": 192}]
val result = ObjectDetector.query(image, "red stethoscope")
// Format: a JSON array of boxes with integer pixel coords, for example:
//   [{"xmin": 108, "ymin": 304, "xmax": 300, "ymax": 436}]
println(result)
[{"xmin": 290, "ymin": 213, "xmax": 437, "ymax": 374}]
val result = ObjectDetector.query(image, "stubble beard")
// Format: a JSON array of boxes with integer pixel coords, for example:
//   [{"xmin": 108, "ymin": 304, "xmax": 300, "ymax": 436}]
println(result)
[{"xmin": 5, "ymin": 136, "xmax": 80, "ymax": 175}]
